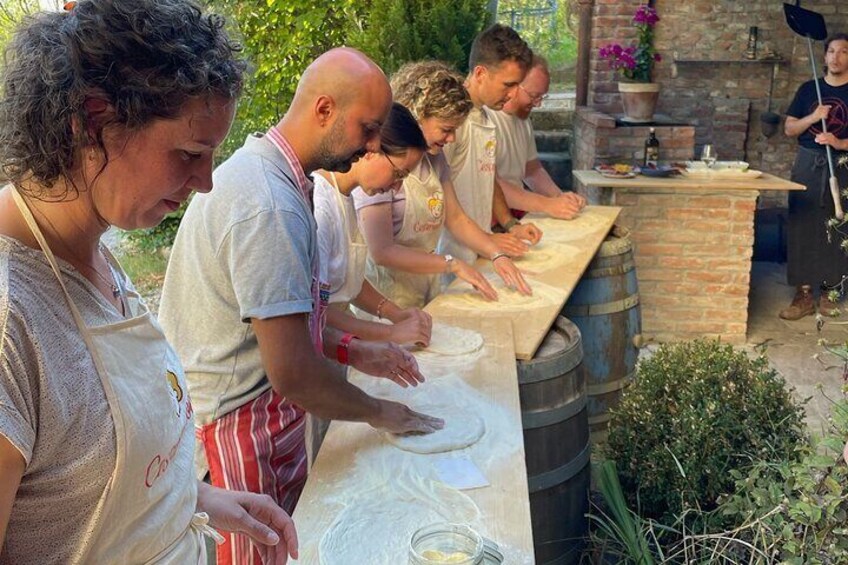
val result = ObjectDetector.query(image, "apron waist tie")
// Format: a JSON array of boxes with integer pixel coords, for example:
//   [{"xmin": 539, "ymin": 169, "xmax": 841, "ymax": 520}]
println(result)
[
  {"xmin": 190, "ymin": 512, "xmax": 225, "ymax": 545},
  {"xmin": 798, "ymin": 146, "xmax": 834, "ymax": 207}
]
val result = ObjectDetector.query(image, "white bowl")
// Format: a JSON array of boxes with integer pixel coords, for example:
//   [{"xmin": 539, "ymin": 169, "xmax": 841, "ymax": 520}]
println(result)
[{"xmin": 714, "ymin": 161, "xmax": 749, "ymax": 171}]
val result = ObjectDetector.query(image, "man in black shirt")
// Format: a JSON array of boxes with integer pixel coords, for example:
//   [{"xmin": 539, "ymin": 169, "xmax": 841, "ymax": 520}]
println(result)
[{"xmin": 781, "ymin": 33, "xmax": 848, "ymax": 320}]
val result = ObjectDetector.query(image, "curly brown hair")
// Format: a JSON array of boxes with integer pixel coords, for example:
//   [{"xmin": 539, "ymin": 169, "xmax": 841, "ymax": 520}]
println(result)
[
  {"xmin": 0, "ymin": 0, "xmax": 246, "ymax": 195},
  {"xmin": 390, "ymin": 61, "xmax": 473, "ymax": 124}
]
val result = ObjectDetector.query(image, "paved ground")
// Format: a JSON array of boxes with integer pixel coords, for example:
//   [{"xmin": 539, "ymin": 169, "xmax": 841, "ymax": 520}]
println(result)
[{"xmin": 745, "ymin": 261, "xmax": 846, "ymax": 434}]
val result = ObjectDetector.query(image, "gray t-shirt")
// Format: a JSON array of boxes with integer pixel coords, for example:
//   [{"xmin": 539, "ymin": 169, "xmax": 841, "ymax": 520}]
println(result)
[
  {"xmin": 159, "ymin": 134, "xmax": 317, "ymax": 426},
  {"xmin": 0, "ymin": 236, "xmax": 120, "ymax": 565}
]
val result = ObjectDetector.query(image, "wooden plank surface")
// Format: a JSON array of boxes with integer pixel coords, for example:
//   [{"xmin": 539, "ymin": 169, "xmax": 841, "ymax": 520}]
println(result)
[
  {"xmin": 573, "ymin": 170, "xmax": 804, "ymax": 191},
  {"xmin": 424, "ymin": 205, "xmax": 621, "ymax": 360},
  {"xmin": 291, "ymin": 317, "xmax": 534, "ymax": 564}
]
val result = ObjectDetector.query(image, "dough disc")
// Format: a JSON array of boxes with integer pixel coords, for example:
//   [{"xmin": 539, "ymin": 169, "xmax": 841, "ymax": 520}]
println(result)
[
  {"xmin": 424, "ymin": 324, "xmax": 484, "ymax": 356},
  {"xmin": 386, "ymin": 404, "xmax": 485, "ymax": 454}
]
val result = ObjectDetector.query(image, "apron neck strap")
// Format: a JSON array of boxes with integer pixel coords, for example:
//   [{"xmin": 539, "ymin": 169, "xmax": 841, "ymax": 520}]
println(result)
[{"xmin": 10, "ymin": 187, "xmax": 99, "ymax": 348}]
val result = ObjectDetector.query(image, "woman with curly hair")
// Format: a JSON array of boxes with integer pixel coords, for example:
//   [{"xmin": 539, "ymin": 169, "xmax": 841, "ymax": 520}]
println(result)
[
  {"xmin": 0, "ymin": 1, "xmax": 296, "ymax": 563},
  {"xmin": 354, "ymin": 60, "xmax": 531, "ymax": 308}
]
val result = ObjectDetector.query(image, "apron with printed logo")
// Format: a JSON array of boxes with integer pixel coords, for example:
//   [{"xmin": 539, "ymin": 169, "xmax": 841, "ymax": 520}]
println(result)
[
  {"xmin": 12, "ymin": 188, "xmax": 216, "ymax": 564},
  {"xmin": 438, "ymin": 109, "xmax": 497, "ymax": 265},
  {"xmin": 366, "ymin": 154, "xmax": 446, "ymax": 309}
]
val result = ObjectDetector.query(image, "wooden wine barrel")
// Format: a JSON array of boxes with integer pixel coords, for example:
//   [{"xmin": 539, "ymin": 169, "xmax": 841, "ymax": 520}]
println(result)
[
  {"xmin": 562, "ymin": 226, "xmax": 642, "ymax": 445},
  {"xmin": 516, "ymin": 316, "xmax": 590, "ymax": 565}
]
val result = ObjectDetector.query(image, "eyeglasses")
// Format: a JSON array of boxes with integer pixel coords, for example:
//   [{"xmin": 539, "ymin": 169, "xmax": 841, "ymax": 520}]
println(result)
[
  {"xmin": 519, "ymin": 84, "xmax": 548, "ymax": 105},
  {"xmin": 383, "ymin": 153, "xmax": 410, "ymax": 182}
]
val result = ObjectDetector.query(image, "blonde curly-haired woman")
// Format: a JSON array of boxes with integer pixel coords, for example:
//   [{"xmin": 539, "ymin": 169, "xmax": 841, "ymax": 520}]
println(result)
[{"xmin": 354, "ymin": 61, "xmax": 531, "ymax": 309}]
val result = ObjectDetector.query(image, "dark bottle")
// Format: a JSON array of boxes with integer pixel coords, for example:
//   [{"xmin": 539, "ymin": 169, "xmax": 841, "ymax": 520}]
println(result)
[{"xmin": 644, "ymin": 127, "xmax": 660, "ymax": 168}]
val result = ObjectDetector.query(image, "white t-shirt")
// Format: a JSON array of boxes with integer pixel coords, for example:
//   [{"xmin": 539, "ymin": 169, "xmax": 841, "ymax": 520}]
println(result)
[
  {"xmin": 0, "ymin": 235, "xmax": 123, "ymax": 564},
  {"xmin": 487, "ymin": 109, "xmax": 538, "ymax": 186},
  {"xmin": 313, "ymin": 172, "xmax": 358, "ymax": 295}
]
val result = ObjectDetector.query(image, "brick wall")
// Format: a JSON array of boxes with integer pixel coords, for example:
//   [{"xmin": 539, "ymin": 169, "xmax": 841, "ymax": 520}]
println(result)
[
  {"xmin": 588, "ymin": 0, "xmax": 848, "ymax": 207},
  {"xmin": 613, "ymin": 188, "xmax": 757, "ymax": 344}
]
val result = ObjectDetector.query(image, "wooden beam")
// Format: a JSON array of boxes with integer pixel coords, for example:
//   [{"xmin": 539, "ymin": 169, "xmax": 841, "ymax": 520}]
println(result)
[{"xmin": 575, "ymin": 0, "xmax": 594, "ymax": 106}]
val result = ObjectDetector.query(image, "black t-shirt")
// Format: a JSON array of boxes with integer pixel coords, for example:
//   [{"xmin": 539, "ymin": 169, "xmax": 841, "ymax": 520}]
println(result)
[{"xmin": 786, "ymin": 78, "xmax": 848, "ymax": 149}]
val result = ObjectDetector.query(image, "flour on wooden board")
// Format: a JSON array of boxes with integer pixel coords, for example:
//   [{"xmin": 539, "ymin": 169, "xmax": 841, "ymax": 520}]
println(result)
[
  {"xmin": 512, "ymin": 241, "xmax": 580, "ymax": 274},
  {"xmin": 438, "ymin": 274, "xmax": 562, "ymax": 312},
  {"xmin": 319, "ymin": 476, "xmax": 480, "ymax": 565},
  {"xmin": 530, "ymin": 214, "xmax": 607, "ymax": 243}
]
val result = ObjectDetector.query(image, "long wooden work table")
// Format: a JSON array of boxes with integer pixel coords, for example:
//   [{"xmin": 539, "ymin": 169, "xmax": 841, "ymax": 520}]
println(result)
[{"xmin": 292, "ymin": 206, "xmax": 621, "ymax": 564}]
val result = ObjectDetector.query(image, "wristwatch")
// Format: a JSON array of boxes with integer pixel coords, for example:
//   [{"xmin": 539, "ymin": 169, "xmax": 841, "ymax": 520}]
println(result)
[{"xmin": 443, "ymin": 254, "xmax": 455, "ymax": 273}]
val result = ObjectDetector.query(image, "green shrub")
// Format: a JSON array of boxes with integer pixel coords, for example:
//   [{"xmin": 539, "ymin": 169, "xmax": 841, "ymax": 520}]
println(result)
[
  {"xmin": 605, "ymin": 339, "xmax": 807, "ymax": 522},
  {"xmin": 496, "ymin": 0, "xmax": 578, "ymax": 72},
  {"xmin": 209, "ymin": 0, "xmax": 365, "ymax": 161},
  {"xmin": 717, "ymin": 398, "xmax": 848, "ymax": 564},
  {"xmin": 347, "ymin": 0, "xmax": 491, "ymax": 75},
  {"xmin": 123, "ymin": 202, "xmax": 188, "ymax": 252}
]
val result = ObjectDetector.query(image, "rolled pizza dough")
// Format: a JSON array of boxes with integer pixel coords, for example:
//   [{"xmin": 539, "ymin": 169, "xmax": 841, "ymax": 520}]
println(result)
[
  {"xmin": 319, "ymin": 477, "xmax": 479, "ymax": 565},
  {"xmin": 424, "ymin": 323, "xmax": 484, "ymax": 356},
  {"xmin": 385, "ymin": 403, "xmax": 485, "ymax": 454}
]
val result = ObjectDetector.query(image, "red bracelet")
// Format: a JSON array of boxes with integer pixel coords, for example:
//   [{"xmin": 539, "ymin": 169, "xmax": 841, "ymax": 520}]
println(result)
[{"xmin": 337, "ymin": 333, "xmax": 359, "ymax": 365}]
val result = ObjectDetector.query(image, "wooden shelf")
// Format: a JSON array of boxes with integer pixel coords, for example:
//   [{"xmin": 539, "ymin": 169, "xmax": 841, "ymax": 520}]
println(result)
[{"xmin": 673, "ymin": 57, "xmax": 786, "ymax": 65}]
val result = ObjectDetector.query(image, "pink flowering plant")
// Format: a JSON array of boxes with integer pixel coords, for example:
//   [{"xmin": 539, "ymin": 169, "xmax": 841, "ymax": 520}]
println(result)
[{"xmin": 598, "ymin": 4, "xmax": 661, "ymax": 83}]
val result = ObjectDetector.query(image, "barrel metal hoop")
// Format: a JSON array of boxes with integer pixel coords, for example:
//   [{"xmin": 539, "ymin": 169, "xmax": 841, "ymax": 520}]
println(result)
[
  {"xmin": 528, "ymin": 441, "xmax": 591, "ymax": 493},
  {"xmin": 522, "ymin": 392, "xmax": 587, "ymax": 430},
  {"xmin": 597, "ymin": 237, "xmax": 632, "ymax": 258},
  {"xmin": 583, "ymin": 259, "xmax": 635, "ymax": 279},
  {"xmin": 517, "ymin": 343, "xmax": 583, "ymax": 384},
  {"xmin": 586, "ymin": 371, "xmax": 635, "ymax": 396},
  {"xmin": 588, "ymin": 412, "xmax": 613, "ymax": 426},
  {"xmin": 563, "ymin": 293, "xmax": 640, "ymax": 317}
]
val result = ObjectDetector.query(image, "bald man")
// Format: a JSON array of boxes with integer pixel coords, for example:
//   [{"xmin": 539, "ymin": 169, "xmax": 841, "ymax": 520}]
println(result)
[{"xmin": 160, "ymin": 48, "xmax": 442, "ymax": 565}]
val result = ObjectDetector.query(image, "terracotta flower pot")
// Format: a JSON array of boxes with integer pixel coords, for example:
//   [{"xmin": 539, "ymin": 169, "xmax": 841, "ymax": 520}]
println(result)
[{"xmin": 618, "ymin": 82, "xmax": 660, "ymax": 123}]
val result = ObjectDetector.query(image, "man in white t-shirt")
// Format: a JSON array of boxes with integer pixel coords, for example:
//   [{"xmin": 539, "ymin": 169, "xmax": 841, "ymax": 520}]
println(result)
[
  {"xmin": 488, "ymin": 54, "xmax": 586, "ymax": 219},
  {"xmin": 439, "ymin": 24, "xmax": 542, "ymax": 266}
]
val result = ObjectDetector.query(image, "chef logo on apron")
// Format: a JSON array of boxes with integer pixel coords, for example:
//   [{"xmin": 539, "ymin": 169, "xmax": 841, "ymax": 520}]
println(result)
[
  {"xmin": 428, "ymin": 192, "xmax": 444, "ymax": 219},
  {"xmin": 479, "ymin": 138, "xmax": 497, "ymax": 173},
  {"xmin": 166, "ymin": 369, "xmax": 184, "ymax": 413}
]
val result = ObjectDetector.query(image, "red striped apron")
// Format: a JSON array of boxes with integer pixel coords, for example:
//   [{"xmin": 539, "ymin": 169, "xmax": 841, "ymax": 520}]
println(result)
[{"xmin": 197, "ymin": 129, "xmax": 324, "ymax": 565}]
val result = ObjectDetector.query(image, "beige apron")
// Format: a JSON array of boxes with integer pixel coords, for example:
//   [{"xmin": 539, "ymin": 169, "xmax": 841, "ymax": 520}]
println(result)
[
  {"xmin": 327, "ymin": 172, "xmax": 369, "ymax": 306},
  {"xmin": 306, "ymin": 173, "xmax": 367, "ymax": 467},
  {"xmin": 366, "ymin": 154, "xmax": 446, "ymax": 309},
  {"xmin": 12, "ymin": 188, "xmax": 219, "ymax": 564},
  {"xmin": 438, "ymin": 109, "xmax": 497, "ymax": 265}
]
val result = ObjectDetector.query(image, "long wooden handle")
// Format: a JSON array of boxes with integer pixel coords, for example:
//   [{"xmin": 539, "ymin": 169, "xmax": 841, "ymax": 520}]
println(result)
[{"xmin": 830, "ymin": 176, "xmax": 844, "ymax": 220}]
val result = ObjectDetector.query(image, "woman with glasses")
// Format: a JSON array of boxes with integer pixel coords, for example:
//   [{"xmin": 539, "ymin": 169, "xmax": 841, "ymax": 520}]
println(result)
[
  {"xmin": 313, "ymin": 103, "xmax": 433, "ymax": 345},
  {"xmin": 354, "ymin": 61, "xmax": 529, "ymax": 309}
]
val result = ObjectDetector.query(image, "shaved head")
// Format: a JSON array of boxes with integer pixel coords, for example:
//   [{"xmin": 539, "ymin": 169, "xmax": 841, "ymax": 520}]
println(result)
[
  {"xmin": 293, "ymin": 47, "xmax": 389, "ymax": 110},
  {"xmin": 283, "ymin": 48, "xmax": 392, "ymax": 173}
]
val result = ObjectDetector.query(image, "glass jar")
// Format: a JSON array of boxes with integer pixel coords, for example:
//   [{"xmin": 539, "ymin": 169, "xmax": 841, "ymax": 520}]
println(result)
[{"xmin": 409, "ymin": 523, "xmax": 483, "ymax": 565}]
